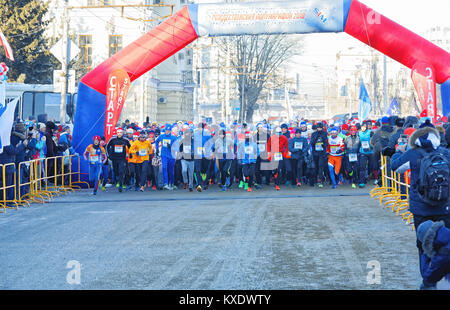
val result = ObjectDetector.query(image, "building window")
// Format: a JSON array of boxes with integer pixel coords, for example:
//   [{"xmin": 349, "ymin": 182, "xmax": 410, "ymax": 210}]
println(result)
[
  {"xmin": 79, "ymin": 35, "xmax": 93, "ymax": 71},
  {"xmin": 109, "ymin": 35, "xmax": 122, "ymax": 57}
]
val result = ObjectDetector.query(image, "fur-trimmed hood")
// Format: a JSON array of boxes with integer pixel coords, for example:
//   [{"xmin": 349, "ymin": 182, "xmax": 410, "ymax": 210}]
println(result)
[
  {"xmin": 408, "ymin": 126, "xmax": 441, "ymax": 150},
  {"xmin": 422, "ymin": 221, "xmax": 445, "ymax": 258},
  {"xmin": 436, "ymin": 126, "xmax": 446, "ymax": 134}
]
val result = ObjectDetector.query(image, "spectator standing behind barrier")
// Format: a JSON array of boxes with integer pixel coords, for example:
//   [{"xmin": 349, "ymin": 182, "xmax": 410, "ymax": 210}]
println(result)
[
  {"xmin": 0, "ymin": 127, "xmax": 27, "ymax": 204},
  {"xmin": 10, "ymin": 123, "xmax": 30, "ymax": 198},
  {"xmin": 391, "ymin": 120, "xmax": 450, "ymax": 289}
]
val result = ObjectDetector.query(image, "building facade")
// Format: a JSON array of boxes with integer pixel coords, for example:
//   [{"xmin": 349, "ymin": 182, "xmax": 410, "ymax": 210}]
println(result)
[{"xmin": 48, "ymin": 0, "xmax": 194, "ymax": 126}]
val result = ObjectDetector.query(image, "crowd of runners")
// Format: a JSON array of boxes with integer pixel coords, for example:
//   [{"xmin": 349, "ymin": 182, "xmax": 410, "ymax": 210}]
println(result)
[{"xmin": 83, "ymin": 115, "xmax": 450, "ymax": 195}]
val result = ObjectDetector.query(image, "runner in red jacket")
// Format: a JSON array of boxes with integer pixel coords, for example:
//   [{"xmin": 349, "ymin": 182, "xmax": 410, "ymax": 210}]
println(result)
[{"xmin": 267, "ymin": 127, "xmax": 289, "ymax": 190}]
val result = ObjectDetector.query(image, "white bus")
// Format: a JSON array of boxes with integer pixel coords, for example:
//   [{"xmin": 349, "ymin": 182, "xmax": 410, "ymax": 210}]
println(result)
[{"xmin": 5, "ymin": 83, "xmax": 76, "ymax": 124}]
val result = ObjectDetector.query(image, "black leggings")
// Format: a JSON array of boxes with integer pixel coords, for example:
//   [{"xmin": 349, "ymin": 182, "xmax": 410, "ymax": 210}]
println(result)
[{"xmin": 242, "ymin": 163, "xmax": 256, "ymax": 186}]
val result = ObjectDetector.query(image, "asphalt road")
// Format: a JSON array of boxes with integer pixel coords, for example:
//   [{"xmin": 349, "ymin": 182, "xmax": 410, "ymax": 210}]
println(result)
[{"xmin": 0, "ymin": 184, "xmax": 421, "ymax": 290}]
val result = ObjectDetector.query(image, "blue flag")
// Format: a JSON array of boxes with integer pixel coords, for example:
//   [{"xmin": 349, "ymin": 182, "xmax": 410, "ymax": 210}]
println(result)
[
  {"xmin": 358, "ymin": 80, "xmax": 372, "ymax": 121},
  {"xmin": 385, "ymin": 98, "xmax": 400, "ymax": 116}
]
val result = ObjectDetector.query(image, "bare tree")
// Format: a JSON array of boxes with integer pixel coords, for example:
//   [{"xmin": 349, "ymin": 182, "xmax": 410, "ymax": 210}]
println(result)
[{"xmin": 218, "ymin": 34, "xmax": 303, "ymax": 123}]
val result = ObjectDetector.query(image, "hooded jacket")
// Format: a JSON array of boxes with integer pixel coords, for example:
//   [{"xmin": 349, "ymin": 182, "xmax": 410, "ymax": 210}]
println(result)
[
  {"xmin": 371, "ymin": 124, "xmax": 394, "ymax": 159},
  {"xmin": 418, "ymin": 221, "xmax": 450, "ymax": 285},
  {"xmin": 391, "ymin": 127, "xmax": 450, "ymax": 216}
]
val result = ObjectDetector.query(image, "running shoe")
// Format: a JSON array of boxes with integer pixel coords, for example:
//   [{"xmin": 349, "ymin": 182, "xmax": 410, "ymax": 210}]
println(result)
[
  {"xmin": 92, "ymin": 191, "xmax": 97, "ymax": 195},
  {"xmin": 239, "ymin": 181, "xmax": 244, "ymax": 188},
  {"xmin": 244, "ymin": 183, "xmax": 249, "ymax": 191},
  {"xmin": 163, "ymin": 185, "xmax": 171, "ymax": 190},
  {"xmin": 332, "ymin": 184, "xmax": 337, "ymax": 189},
  {"xmin": 247, "ymin": 187, "xmax": 252, "ymax": 192},
  {"xmin": 118, "ymin": 187, "xmax": 122, "ymax": 193},
  {"xmin": 318, "ymin": 183, "xmax": 323, "ymax": 188},
  {"xmin": 297, "ymin": 182, "xmax": 302, "ymax": 187},
  {"xmin": 189, "ymin": 188, "xmax": 193, "ymax": 192},
  {"xmin": 152, "ymin": 185, "xmax": 157, "ymax": 191},
  {"xmin": 196, "ymin": 185, "xmax": 202, "ymax": 192},
  {"xmin": 140, "ymin": 186, "xmax": 145, "ymax": 192},
  {"xmin": 102, "ymin": 186, "xmax": 106, "ymax": 191},
  {"xmin": 359, "ymin": 183, "xmax": 365, "ymax": 188},
  {"xmin": 352, "ymin": 183, "xmax": 356, "ymax": 189},
  {"xmin": 116, "ymin": 183, "xmax": 120, "ymax": 188},
  {"xmin": 222, "ymin": 185, "xmax": 227, "ymax": 192},
  {"xmin": 275, "ymin": 185, "xmax": 280, "ymax": 191}
]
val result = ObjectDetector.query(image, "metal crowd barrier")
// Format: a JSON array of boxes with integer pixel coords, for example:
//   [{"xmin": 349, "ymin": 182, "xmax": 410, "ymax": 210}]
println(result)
[
  {"xmin": 0, "ymin": 154, "xmax": 89, "ymax": 214},
  {"xmin": 370, "ymin": 155, "xmax": 414, "ymax": 230}
]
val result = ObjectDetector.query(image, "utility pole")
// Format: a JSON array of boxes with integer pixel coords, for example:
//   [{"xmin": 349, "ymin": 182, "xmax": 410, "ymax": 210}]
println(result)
[
  {"xmin": 240, "ymin": 47, "xmax": 246, "ymax": 123},
  {"xmin": 225, "ymin": 39, "xmax": 230, "ymax": 124},
  {"xmin": 372, "ymin": 60, "xmax": 378, "ymax": 116},
  {"xmin": 60, "ymin": 0, "xmax": 69, "ymax": 124}
]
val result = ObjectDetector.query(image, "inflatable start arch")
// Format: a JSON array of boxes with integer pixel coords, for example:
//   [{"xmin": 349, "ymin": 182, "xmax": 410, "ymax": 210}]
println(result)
[{"xmin": 72, "ymin": 0, "xmax": 450, "ymax": 174}]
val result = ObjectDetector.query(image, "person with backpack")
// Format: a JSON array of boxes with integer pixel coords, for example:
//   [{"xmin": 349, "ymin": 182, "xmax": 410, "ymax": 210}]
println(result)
[{"xmin": 391, "ymin": 120, "xmax": 450, "ymax": 286}]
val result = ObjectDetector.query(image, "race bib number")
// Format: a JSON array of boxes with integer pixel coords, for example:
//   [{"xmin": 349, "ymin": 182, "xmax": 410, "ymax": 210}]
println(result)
[
  {"xmin": 315, "ymin": 143, "xmax": 323, "ymax": 151},
  {"xmin": 294, "ymin": 142, "xmax": 303, "ymax": 150},
  {"xmin": 197, "ymin": 147, "xmax": 204, "ymax": 155},
  {"xmin": 114, "ymin": 145, "xmax": 123, "ymax": 153},
  {"xmin": 258, "ymin": 144, "xmax": 265, "ymax": 152},
  {"xmin": 183, "ymin": 145, "xmax": 191, "ymax": 153},
  {"xmin": 139, "ymin": 149, "xmax": 147, "ymax": 157},
  {"xmin": 349, "ymin": 153, "xmax": 358, "ymax": 162},
  {"xmin": 245, "ymin": 146, "xmax": 253, "ymax": 155},
  {"xmin": 274, "ymin": 152, "xmax": 283, "ymax": 161},
  {"xmin": 163, "ymin": 139, "xmax": 171, "ymax": 147},
  {"xmin": 90, "ymin": 155, "xmax": 99, "ymax": 163},
  {"xmin": 362, "ymin": 141, "xmax": 370, "ymax": 149},
  {"xmin": 330, "ymin": 146, "xmax": 340, "ymax": 154}
]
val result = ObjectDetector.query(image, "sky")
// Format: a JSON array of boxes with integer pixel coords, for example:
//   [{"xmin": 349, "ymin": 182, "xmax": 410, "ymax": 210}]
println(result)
[{"xmin": 194, "ymin": 0, "xmax": 450, "ymax": 76}]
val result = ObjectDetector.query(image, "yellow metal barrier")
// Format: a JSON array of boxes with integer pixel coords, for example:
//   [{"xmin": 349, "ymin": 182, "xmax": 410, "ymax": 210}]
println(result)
[
  {"xmin": 1, "ymin": 163, "xmax": 19, "ymax": 210},
  {"xmin": 371, "ymin": 155, "xmax": 414, "ymax": 230},
  {"xmin": 1, "ymin": 154, "xmax": 90, "ymax": 214},
  {"xmin": 0, "ymin": 164, "xmax": 4, "ymax": 213}
]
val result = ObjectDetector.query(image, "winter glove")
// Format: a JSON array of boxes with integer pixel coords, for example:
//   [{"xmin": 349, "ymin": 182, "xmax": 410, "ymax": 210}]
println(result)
[{"xmin": 382, "ymin": 146, "xmax": 395, "ymax": 157}]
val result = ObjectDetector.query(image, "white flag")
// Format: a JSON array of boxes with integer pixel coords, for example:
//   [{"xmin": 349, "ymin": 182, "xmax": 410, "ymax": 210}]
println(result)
[{"xmin": 0, "ymin": 97, "xmax": 19, "ymax": 153}]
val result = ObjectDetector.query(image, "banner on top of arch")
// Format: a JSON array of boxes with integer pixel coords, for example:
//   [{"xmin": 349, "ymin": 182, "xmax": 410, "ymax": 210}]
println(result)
[{"xmin": 192, "ymin": 0, "xmax": 351, "ymax": 37}]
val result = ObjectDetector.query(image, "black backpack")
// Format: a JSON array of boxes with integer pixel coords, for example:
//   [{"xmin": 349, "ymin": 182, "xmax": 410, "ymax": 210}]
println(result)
[{"xmin": 416, "ymin": 148, "xmax": 450, "ymax": 206}]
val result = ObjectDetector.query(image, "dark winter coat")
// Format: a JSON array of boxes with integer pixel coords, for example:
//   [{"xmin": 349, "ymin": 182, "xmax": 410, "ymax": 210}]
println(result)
[
  {"xmin": 391, "ymin": 127, "xmax": 450, "ymax": 216},
  {"xmin": 371, "ymin": 125, "xmax": 394, "ymax": 159},
  {"xmin": 446, "ymin": 126, "xmax": 450, "ymax": 148},
  {"xmin": 288, "ymin": 136, "xmax": 309, "ymax": 160},
  {"xmin": 419, "ymin": 221, "xmax": 450, "ymax": 285},
  {"xmin": 310, "ymin": 130, "xmax": 328, "ymax": 154}
]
